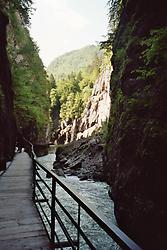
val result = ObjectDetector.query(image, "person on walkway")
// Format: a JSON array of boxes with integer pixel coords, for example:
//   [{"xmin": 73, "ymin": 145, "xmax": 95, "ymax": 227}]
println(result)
[{"xmin": 16, "ymin": 132, "xmax": 24, "ymax": 153}]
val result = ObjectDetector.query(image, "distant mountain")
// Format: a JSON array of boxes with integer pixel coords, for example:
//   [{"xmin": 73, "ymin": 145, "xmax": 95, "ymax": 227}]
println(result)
[{"xmin": 47, "ymin": 45, "xmax": 102, "ymax": 80}]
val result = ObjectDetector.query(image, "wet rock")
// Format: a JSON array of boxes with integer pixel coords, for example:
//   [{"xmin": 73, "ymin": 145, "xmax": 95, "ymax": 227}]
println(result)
[
  {"xmin": 53, "ymin": 136, "xmax": 105, "ymax": 181},
  {"xmin": 53, "ymin": 161, "xmax": 61, "ymax": 169},
  {"xmin": 33, "ymin": 144, "xmax": 49, "ymax": 157},
  {"xmin": 78, "ymin": 175, "xmax": 89, "ymax": 181},
  {"xmin": 52, "ymin": 168, "xmax": 65, "ymax": 177},
  {"xmin": 53, "ymin": 161, "xmax": 65, "ymax": 177},
  {"xmin": 108, "ymin": 186, "xmax": 114, "ymax": 202}
]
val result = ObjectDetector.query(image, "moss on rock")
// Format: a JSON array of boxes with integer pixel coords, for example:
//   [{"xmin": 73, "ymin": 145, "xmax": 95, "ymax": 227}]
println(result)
[{"xmin": 105, "ymin": 0, "xmax": 167, "ymax": 248}]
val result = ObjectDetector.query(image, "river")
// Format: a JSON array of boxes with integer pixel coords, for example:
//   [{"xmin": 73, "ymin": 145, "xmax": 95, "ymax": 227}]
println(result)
[{"xmin": 37, "ymin": 152, "xmax": 120, "ymax": 250}]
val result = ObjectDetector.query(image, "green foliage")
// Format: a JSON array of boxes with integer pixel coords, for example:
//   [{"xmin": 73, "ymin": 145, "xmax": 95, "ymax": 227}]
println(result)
[
  {"xmin": 49, "ymin": 74, "xmax": 56, "ymax": 89},
  {"xmin": 49, "ymin": 53, "xmax": 106, "ymax": 122},
  {"xmin": 133, "ymin": 27, "xmax": 167, "ymax": 81},
  {"xmin": 101, "ymin": 0, "xmax": 123, "ymax": 51},
  {"xmin": 50, "ymin": 72, "xmax": 83, "ymax": 120},
  {"xmin": 108, "ymin": 0, "xmax": 123, "ymax": 30},
  {"xmin": 134, "ymin": 68, "xmax": 157, "ymax": 80},
  {"xmin": 7, "ymin": 10, "xmax": 49, "ymax": 138},
  {"xmin": 110, "ymin": 23, "xmax": 135, "ymax": 84},
  {"xmin": 47, "ymin": 45, "xmax": 104, "ymax": 80},
  {"xmin": 50, "ymin": 88, "xmax": 59, "ymax": 108},
  {"xmin": 60, "ymin": 92, "xmax": 83, "ymax": 120},
  {"xmin": 141, "ymin": 28, "xmax": 167, "ymax": 65},
  {"xmin": 48, "ymin": 46, "xmax": 111, "ymax": 124},
  {"xmin": 0, "ymin": 0, "xmax": 33, "ymax": 25}
]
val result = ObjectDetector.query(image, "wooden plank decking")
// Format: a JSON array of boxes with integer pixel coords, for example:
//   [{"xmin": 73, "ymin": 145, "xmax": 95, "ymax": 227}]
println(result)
[{"xmin": 0, "ymin": 152, "xmax": 50, "ymax": 250}]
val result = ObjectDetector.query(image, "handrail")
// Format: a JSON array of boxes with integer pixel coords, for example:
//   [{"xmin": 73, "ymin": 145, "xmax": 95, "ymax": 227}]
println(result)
[
  {"xmin": 35, "ymin": 160, "xmax": 141, "ymax": 250},
  {"xmin": 23, "ymin": 138, "xmax": 142, "ymax": 250},
  {"xmin": 23, "ymin": 137, "xmax": 36, "ymax": 158}
]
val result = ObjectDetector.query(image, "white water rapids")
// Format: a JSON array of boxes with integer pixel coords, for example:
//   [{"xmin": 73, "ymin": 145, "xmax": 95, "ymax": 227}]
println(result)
[{"xmin": 37, "ymin": 152, "xmax": 121, "ymax": 250}]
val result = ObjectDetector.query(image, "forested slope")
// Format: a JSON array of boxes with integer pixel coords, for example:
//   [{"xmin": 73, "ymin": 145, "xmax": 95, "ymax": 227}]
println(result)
[
  {"xmin": 0, "ymin": 0, "xmax": 50, "ymax": 170},
  {"xmin": 7, "ymin": 9, "xmax": 50, "ymax": 142},
  {"xmin": 49, "ymin": 46, "xmax": 110, "ymax": 133},
  {"xmin": 48, "ymin": 45, "xmax": 102, "ymax": 80}
]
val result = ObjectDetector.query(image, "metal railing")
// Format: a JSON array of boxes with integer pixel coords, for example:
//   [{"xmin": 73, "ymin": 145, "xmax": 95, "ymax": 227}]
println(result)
[{"xmin": 24, "ymin": 138, "xmax": 142, "ymax": 250}]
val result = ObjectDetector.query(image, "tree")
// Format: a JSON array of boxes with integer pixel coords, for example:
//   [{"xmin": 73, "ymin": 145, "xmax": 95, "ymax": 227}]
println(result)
[
  {"xmin": 7, "ymin": 9, "xmax": 50, "ymax": 140},
  {"xmin": 0, "ymin": 0, "xmax": 33, "ymax": 25}
]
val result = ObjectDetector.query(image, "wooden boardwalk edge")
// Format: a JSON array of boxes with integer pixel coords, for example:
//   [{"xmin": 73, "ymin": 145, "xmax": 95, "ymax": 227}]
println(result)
[{"xmin": 0, "ymin": 152, "xmax": 51, "ymax": 250}]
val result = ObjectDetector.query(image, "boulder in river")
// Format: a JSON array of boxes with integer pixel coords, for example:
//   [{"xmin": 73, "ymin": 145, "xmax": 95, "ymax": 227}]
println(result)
[{"xmin": 53, "ymin": 136, "xmax": 105, "ymax": 181}]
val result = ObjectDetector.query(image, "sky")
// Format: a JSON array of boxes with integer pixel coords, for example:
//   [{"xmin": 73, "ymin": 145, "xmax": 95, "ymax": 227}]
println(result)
[{"xmin": 30, "ymin": 0, "xmax": 109, "ymax": 67}]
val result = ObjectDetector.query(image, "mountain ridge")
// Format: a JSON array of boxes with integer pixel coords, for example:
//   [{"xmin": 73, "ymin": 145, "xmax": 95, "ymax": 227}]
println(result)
[{"xmin": 47, "ymin": 44, "xmax": 102, "ymax": 79}]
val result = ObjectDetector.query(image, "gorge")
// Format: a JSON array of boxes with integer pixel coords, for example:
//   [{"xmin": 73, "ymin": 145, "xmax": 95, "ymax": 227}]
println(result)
[{"xmin": 0, "ymin": 0, "xmax": 167, "ymax": 249}]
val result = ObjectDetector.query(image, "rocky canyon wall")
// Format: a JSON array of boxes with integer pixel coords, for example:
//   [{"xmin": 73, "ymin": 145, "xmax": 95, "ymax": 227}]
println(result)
[
  {"xmin": 0, "ymin": 11, "xmax": 16, "ymax": 170},
  {"xmin": 56, "ymin": 67, "xmax": 111, "ymax": 144},
  {"xmin": 77, "ymin": 68, "xmax": 111, "ymax": 140},
  {"xmin": 105, "ymin": 0, "xmax": 167, "ymax": 249}
]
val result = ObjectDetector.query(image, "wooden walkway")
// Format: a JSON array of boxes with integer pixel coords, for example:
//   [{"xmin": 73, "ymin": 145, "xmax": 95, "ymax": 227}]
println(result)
[{"xmin": 0, "ymin": 152, "xmax": 50, "ymax": 250}]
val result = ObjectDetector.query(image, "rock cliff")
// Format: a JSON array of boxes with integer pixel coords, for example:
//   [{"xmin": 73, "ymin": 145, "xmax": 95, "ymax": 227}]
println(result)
[
  {"xmin": 0, "ymin": 11, "xmax": 16, "ymax": 170},
  {"xmin": 56, "ymin": 68, "xmax": 111, "ymax": 144},
  {"xmin": 105, "ymin": 0, "xmax": 167, "ymax": 249}
]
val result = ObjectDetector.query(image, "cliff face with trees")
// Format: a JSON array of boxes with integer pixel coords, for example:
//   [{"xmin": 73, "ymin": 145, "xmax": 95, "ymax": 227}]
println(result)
[
  {"xmin": 49, "ymin": 46, "xmax": 111, "ymax": 142},
  {"xmin": 7, "ymin": 9, "xmax": 50, "ymax": 143},
  {"xmin": 105, "ymin": 0, "xmax": 167, "ymax": 249},
  {"xmin": 49, "ymin": 45, "xmax": 112, "ymax": 145},
  {"xmin": 0, "ymin": 0, "xmax": 50, "ymax": 169}
]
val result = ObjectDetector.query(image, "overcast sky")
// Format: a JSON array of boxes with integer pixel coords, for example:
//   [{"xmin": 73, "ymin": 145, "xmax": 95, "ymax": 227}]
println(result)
[{"xmin": 30, "ymin": 0, "xmax": 109, "ymax": 67}]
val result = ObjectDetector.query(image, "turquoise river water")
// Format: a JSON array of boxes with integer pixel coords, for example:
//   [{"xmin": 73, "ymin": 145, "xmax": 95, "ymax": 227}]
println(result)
[{"xmin": 37, "ymin": 152, "xmax": 121, "ymax": 250}]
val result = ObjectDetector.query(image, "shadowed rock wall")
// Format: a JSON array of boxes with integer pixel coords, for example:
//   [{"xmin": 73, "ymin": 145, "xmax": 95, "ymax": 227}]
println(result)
[
  {"xmin": 105, "ymin": 0, "xmax": 167, "ymax": 249},
  {"xmin": 0, "ymin": 11, "xmax": 16, "ymax": 170}
]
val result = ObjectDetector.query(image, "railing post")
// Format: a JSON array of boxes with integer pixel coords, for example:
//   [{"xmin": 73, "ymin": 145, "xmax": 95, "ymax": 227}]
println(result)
[
  {"xmin": 77, "ymin": 204, "xmax": 81, "ymax": 250},
  {"xmin": 32, "ymin": 159, "xmax": 36, "ymax": 201},
  {"xmin": 51, "ymin": 178, "xmax": 56, "ymax": 244}
]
